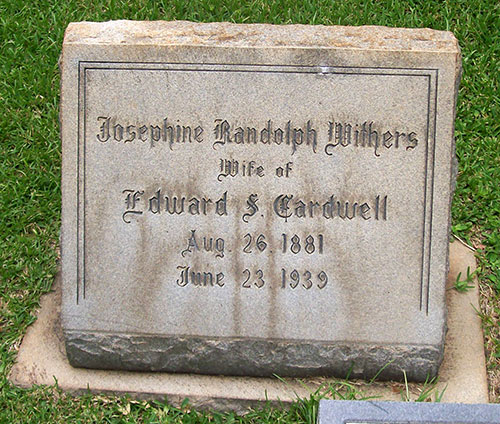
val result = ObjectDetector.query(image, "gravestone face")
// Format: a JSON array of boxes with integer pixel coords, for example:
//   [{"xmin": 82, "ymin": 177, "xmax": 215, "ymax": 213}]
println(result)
[
  {"xmin": 318, "ymin": 400, "xmax": 500, "ymax": 424},
  {"xmin": 60, "ymin": 21, "xmax": 461, "ymax": 381}
]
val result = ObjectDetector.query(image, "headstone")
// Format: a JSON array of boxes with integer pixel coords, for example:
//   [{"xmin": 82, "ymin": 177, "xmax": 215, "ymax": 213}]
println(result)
[
  {"xmin": 60, "ymin": 21, "xmax": 461, "ymax": 381},
  {"xmin": 318, "ymin": 400, "xmax": 500, "ymax": 424}
]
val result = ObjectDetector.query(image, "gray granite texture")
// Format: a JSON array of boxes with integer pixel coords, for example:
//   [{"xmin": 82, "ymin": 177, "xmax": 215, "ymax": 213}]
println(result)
[
  {"xmin": 318, "ymin": 400, "xmax": 500, "ymax": 424},
  {"xmin": 60, "ymin": 21, "xmax": 461, "ymax": 380}
]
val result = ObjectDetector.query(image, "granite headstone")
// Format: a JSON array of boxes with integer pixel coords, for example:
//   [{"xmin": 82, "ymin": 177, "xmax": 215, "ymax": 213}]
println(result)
[
  {"xmin": 60, "ymin": 21, "xmax": 461, "ymax": 381},
  {"xmin": 318, "ymin": 400, "xmax": 500, "ymax": 424}
]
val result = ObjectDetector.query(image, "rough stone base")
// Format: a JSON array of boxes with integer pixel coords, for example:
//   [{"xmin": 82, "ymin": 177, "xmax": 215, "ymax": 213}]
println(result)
[
  {"xmin": 65, "ymin": 331, "xmax": 441, "ymax": 382},
  {"xmin": 9, "ymin": 241, "xmax": 489, "ymax": 412}
]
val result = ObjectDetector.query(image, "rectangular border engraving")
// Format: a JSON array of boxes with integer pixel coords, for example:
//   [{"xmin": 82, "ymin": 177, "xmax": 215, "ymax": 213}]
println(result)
[{"xmin": 76, "ymin": 62, "xmax": 438, "ymax": 314}]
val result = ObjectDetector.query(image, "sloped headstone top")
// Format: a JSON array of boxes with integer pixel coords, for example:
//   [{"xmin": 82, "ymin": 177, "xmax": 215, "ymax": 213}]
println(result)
[{"xmin": 60, "ymin": 21, "xmax": 461, "ymax": 380}]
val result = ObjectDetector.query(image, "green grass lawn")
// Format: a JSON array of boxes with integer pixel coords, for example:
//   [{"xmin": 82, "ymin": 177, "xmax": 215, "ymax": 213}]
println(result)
[{"xmin": 1, "ymin": 0, "xmax": 499, "ymax": 422}]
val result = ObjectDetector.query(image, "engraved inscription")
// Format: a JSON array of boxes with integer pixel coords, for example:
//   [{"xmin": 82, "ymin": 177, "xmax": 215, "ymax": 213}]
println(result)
[
  {"xmin": 281, "ymin": 269, "xmax": 328, "ymax": 289},
  {"xmin": 95, "ymin": 117, "xmax": 419, "ymax": 158},
  {"xmin": 325, "ymin": 120, "xmax": 418, "ymax": 157},
  {"xmin": 79, "ymin": 62, "xmax": 439, "ymax": 319},
  {"xmin": 242, "ymin": 269, "xmax": 266, "ymax": 288},
  {"xmin": 122, "ymin": 189, "xmax": 144, "ymax": 223},
  {"xmin": 122, "ymin": 189, "xmax": 228, "ymax": 222},
  {"xmin": 176, "ymin": 265, "xmax": 225, "ymax": 287},
  {"xmin": 121, "ymin": 189, "xmax": 389, "ymax": 223},
  {"xmin": 242, "ymin": 233, "xmax": 268, "ymax": 253},
  {"xmin": 281, "ymin": 234, "xmax": 324, "ymax": 254},
  {"xmin": 218, "ymin": 158, "xmax": 265, "ymax": 181},
  {"xmin": 273, "ymin": 195, "xmax": 388, "ymax": 221},
  {"xmin": 97, "ymin": 116, "xmax": 203, "ymax": 148},
  {"xmin": 181, "ymin": 230, "xmax": 225, "ymax": 259},
  {"xmin": 213, "ymin": 119, "xmax": 318, "ymax": 155}
]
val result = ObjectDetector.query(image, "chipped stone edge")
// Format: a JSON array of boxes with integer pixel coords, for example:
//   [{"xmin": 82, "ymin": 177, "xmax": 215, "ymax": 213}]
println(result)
[
  {"xmin": 441, "ymin": 46, "xmax": 462, "ymax": 374},
  {"xmin": 64, "ymin": 331, "xmax": 443, "ymax": 382},
  {"xmin": 62, "ymin": 20, "xmax": 461, "ymax": 54}
]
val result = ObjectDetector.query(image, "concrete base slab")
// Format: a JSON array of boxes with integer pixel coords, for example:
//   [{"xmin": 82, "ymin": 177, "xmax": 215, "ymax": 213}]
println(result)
[{"xmin": 9, "ymin": 241, "xmax": 489, "ymax": 412}]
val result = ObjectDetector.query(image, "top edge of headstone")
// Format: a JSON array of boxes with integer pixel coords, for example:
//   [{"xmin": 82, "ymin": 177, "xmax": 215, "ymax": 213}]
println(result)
[{"xmin": 63, "ymin": 20, "xmax": 460, "ymax": 53}]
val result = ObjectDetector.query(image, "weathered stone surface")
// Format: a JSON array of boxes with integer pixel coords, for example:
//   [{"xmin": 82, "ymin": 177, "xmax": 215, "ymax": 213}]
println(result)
[
  {"xmin": 64, "ymin": 332, "xmax": 441, "ymax": 380},
  {"xmin": 9, "ymin": 242, "xmax": 489, "ymax": 412},
  {"xmin": 318, "ymin": 400, "xmax": 500, "ymax": 424},
  {"xmin": 60, "ymin": 21, "xmax": 461, "ymax": 380}
]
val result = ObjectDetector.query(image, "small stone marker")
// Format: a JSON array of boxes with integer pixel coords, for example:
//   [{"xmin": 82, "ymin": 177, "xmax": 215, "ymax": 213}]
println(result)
[
  {"xmin": 318, "ymin": 400, "xmax": 500, "ymax": 424},
  {"xmin": 60, "ymin": 21, "xmax": 461, "ymax": 381}
]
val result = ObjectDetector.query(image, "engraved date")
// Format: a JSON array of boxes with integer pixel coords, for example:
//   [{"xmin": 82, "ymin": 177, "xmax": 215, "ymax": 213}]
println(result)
[
  {"xmin": 242, "ymin": 233, "xmax": 268, "ymax": 253},
  {"xmin": 241, "ymin": 269, "xmax": 266, "ymax": 288},
  {"xmin": 238, "ymin": 268, "xmax": 328, "ymax": 290},
  {"xmin": 282, "ymin": 234, "xmax": 324, "ymax": 254},
  {"xmin": 281, "ymin": 269, "xmax": 328, "ymax": 289},
  {"xmin": 241, "ymin": 233, "xmax": 325, "ymax": 254}
]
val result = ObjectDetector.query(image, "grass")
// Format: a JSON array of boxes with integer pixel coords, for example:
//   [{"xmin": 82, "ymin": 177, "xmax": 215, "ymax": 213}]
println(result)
[
  {"xmin": 0, "ymin": 0, "xmax": 499, "ymax": 421},
  {"xmin": 453, "ymin": 265, "xmax": 476, "ymax": 293},
  {"xmin": 0, "ymin": 377, "xmax": 445, "ymax": 423}
]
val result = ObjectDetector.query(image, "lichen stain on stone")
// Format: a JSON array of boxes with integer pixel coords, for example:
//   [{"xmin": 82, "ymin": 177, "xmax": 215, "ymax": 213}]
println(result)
[
  {"xmin": 265, "ymin": 205, "xmax": 277, "ymax": 340},
  {"xmin": 231, "ymin": 202, "xmax": 243, "ymax": 337}
]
